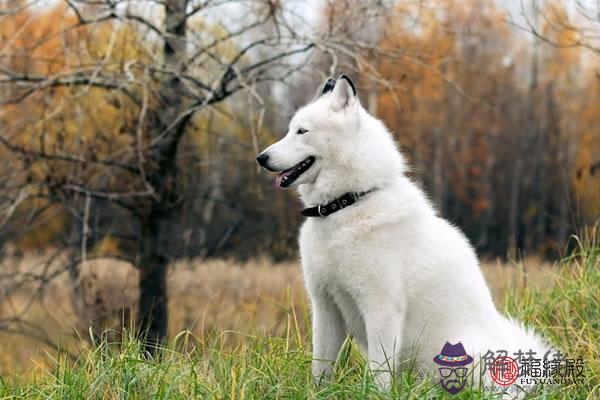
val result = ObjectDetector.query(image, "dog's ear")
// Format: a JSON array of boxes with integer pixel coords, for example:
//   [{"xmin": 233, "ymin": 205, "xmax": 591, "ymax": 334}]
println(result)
[
  {"xmin": 330, "ymin": 74, "xmax": 357, "ymax": 111},
  {"xmin": 320, "ymin": 77, "xmax": 336, "ymax": 96}
]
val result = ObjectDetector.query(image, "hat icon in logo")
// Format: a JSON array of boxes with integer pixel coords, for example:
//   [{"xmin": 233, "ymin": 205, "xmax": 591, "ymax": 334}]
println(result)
[
  {"xmin": 433, "ymin": 342, "xmax": 473, "ymax": 395},
  {"xmin": 433, "ymin": 342, "xmax": 474, "ymax": 366}
]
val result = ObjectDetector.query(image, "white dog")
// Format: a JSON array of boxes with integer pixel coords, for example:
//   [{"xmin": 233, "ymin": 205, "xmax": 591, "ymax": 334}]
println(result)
[{"xmin": 257, "ymin": 75, "xmax": 549, "ymax": 394}]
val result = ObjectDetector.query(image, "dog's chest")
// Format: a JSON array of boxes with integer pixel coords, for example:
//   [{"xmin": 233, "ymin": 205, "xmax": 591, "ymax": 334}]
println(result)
[
  {"xmin": 302, "ymin": 220, "xmax": 356, "ymax": 271},
  {"xmin": 300, "ymin": 219, "xmax": 378, "ymax": 295}
]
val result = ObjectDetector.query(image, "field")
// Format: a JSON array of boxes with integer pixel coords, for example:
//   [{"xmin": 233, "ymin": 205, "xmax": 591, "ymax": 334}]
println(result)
[{"xmin": 0, "ymin": 239, "xmax": 598, "ymax": 399}]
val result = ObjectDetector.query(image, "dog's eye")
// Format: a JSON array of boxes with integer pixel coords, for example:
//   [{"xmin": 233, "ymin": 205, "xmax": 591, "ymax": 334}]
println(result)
[{"xmin": 296, "ymin": 128, "xmax": 308, "ymax": 135}]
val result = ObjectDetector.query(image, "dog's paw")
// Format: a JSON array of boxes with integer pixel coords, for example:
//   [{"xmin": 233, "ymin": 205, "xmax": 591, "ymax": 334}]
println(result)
[
  {"xmin": 372, "ymin": 370, "xmax": 393, "ymax": 391},
  {"xmin": 312, "ymin": 360, "xmax": 334, "ymax": 386}
]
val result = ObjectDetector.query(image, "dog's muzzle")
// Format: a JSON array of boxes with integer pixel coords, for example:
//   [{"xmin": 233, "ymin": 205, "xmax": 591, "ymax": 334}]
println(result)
[{"xmin": 256, "ymin": 153, "xmax": 276, "ymax": 172}]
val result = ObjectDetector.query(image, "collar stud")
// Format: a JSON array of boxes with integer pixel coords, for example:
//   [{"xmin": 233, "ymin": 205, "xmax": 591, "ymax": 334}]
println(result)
[{"xmin": 300, "ymin": 188, "xmax": 376, "ymax": 218}]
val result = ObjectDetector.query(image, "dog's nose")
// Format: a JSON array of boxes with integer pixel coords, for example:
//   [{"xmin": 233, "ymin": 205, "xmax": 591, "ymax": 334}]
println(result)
[{"xmin": 256, "ymin": 153, "xmax": 269, "ymax": 168}]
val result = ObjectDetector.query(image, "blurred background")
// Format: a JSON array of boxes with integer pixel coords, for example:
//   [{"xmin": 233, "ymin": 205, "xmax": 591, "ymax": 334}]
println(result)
[{"xmin": 0, "ymin": 0, "xmax": 598, "ymax": 375}]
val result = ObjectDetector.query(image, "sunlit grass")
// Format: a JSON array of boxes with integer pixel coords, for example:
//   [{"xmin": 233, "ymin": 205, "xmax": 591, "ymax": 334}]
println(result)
[
  {"xmin": 0, "ymin": 236, "xmax": 598, "ymax": 399},
  {"xmin": 504, "ymin": 232, "xmax": 600, "ymax": 399}
]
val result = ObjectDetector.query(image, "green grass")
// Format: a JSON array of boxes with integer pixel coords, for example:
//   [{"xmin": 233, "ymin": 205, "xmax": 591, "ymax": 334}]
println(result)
[{"xmin": 0, "ymin": 237, "xmax": 598, "ymax": 399}]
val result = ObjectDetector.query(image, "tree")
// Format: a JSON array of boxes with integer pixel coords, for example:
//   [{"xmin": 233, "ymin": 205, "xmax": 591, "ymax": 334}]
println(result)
[
  {"xmin": 513, "ymin": 0, "xmax": 600, "ymax": 229},
  {"xmin": 0, "ymin": 0, "xmax": 382, "ymax": 349},
  {"xmin": 372, "ymin": 0, "xmax": 592, "ymax": 257}
]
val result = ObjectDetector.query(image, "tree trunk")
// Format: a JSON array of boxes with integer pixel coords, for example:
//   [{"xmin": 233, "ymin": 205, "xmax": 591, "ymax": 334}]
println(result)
[
  {"xmin": 198, "ymin": 112, "xmax": 225, "ymax": 257},
  {"xmin": 510, "ymin": 0, "xmax": 539, "ymax": 257},
  {"xmin": 137, "ymin": 0, "xmax": 188, "ymax": 351},
  {"xmin": 432, "ymin": 126, "xmax": 445, "ymax": 211},
  {"xmin": 138, "ymin": 210, "xmax": 169, "ymax": 348}
]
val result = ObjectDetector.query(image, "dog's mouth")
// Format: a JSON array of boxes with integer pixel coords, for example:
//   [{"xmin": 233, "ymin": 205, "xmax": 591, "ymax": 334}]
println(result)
[{"xmin": 275, "ymin": 156, "xmax": 315, "ymax": 188}]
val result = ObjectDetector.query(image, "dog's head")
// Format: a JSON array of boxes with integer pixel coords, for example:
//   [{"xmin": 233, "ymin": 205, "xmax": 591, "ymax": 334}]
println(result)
[
  {"xmin": 256, "ymin": 75, "xmax": 359, "ymax": 189},
  {"xmin": 257, "ymin": 74, "xmax": 404, "ymax": 202}
]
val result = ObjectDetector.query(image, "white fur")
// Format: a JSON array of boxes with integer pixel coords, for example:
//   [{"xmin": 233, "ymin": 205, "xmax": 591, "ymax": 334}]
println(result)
[{"xmin": 258, "ymin": 77, "xmax": 549, "ymax": 395}]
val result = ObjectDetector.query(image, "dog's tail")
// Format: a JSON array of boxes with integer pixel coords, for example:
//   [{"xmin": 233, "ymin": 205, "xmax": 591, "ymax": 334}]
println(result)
[
  {"xmin": 502, "ymin": 317, "xmax": 551, "ymax": 359},
  {"xmin": 495, "ymin": 317, "xmax": 553, "ymax": 398}
]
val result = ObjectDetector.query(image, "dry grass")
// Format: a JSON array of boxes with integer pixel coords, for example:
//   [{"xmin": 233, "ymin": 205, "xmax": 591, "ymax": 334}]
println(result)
[{"xmin": 0, "ymin": 255, "xmax": 556, "ymax": 377}]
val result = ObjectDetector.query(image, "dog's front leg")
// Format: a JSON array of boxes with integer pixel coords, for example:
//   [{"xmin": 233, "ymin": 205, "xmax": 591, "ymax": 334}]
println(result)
[
  {"xmin": 364, "ymin": 304, "xmax": 404, "ymax": 390},
  {"xmin": 310, "ymin": 291, "xmax": 345, "ymax": 384}
]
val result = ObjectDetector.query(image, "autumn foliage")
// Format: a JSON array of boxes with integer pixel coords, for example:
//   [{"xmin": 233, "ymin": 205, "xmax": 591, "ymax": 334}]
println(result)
[
  {"xmin": 1, "ymin": 0, "xmax": 599, "ymax": 263},
  {"xmin": 370, "ymin": 1, "xmax": 599, "ymax": 257}
]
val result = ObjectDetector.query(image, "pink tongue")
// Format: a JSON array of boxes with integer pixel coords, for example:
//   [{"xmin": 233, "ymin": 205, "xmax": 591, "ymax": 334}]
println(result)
[{"xmin": 275, "ymin": 170, "xmax": 292, "ymax": 189}]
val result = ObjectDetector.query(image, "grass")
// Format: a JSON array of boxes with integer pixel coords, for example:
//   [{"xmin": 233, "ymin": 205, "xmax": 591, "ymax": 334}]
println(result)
[{"xmin": 0, "ymin": 237, "xmax": 598, "ymax": 399}]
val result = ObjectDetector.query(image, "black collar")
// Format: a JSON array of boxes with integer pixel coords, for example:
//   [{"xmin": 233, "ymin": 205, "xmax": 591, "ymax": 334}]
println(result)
[{"xmin": 300, "ymin": 189, "xmax": 376, "ymax": 217}]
